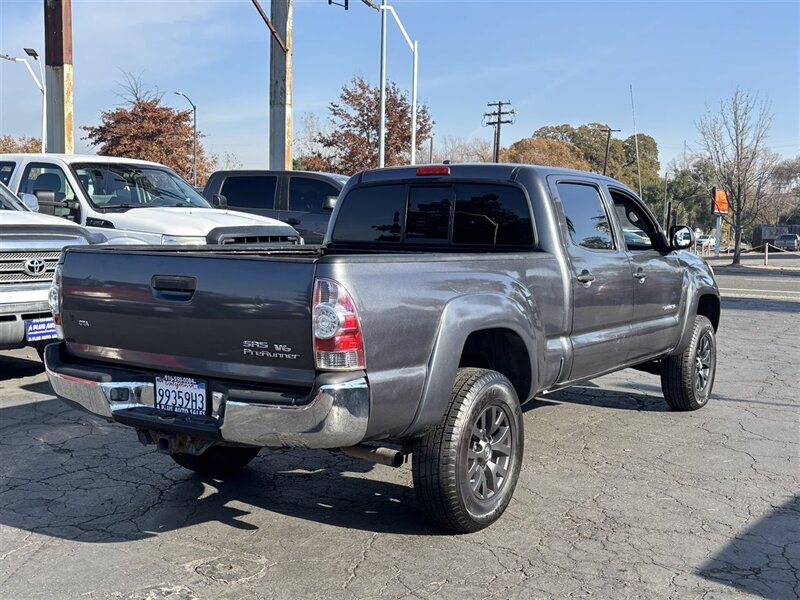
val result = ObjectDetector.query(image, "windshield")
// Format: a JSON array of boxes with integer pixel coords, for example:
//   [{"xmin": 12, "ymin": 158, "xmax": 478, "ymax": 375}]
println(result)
[
  {"xmin": 0, "ymin": 182, "xmax": 26, "ymax": 211},
  {"xmin": 71, "ymin": 163, "xmax": 212, "ymax": 211}
]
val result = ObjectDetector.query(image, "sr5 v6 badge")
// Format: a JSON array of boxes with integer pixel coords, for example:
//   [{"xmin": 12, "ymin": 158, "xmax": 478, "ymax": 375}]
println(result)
[{"xmin": 242, "ymin": 340, "xmax": 299, "ymax": 360}]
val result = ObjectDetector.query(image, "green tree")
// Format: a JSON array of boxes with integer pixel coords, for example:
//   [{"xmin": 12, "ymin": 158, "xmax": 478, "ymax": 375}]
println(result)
[{"xmin": 501, "ymin": 137, "xmax": 589, "ymax": 170}]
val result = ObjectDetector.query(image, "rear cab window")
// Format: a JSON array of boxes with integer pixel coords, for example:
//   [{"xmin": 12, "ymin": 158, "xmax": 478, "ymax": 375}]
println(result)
[{"xmin": 331, "ymin": 181, "xmax": 535, "ymax": 250}]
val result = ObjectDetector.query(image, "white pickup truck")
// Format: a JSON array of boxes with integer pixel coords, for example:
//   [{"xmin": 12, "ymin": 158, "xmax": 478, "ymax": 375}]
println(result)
[
  {"xmin": 0, "ymin": 154, "xmax": 301, "ymax": 245},
  {"xmin": 0, "ymin": 181, "xmax": 98, "ymax": 355}
]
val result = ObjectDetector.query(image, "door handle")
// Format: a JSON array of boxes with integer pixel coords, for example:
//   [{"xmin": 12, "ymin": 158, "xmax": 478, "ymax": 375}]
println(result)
[
  {"xmin": 633, "ymin": 271, "xmax": 647, "ymax": 283},
  {"xmin": 576, "ymin": 271, "xmax": 595, "ymax": 286}
]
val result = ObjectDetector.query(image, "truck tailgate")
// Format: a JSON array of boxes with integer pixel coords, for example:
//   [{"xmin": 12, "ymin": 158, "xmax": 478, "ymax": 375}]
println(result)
[{"xmin": 60, "ymin": 248, "xmax": 317, "ymax": 387}]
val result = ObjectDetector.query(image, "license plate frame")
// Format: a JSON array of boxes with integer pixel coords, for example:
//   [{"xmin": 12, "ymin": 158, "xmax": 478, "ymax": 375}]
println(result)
[
  {"xmin": 25, "ymin": 317, "xmax": 58, "ymax": 342},
  {"xmin": 154, "ymin": 375, "xmax": 208, "ymax": 416}
]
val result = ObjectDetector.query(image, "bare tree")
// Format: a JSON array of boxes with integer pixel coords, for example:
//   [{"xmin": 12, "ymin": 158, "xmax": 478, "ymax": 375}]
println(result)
[
  {"xmin": 429, "ymin": 135, "xmax": 493, "ymax": 163},
  {"xmin": 697, "ymin": 88, "xmax": 776, "ymax": 264}
]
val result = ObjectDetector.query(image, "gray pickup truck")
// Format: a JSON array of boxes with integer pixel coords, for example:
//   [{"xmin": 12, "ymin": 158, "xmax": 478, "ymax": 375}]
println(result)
[{"xmin": 44, "ymin": 164, "xmax": 719, "ymax": 532}]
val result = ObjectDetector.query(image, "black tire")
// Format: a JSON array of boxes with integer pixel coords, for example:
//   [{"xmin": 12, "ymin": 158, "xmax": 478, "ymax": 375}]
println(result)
[
  {"xmin": 413, "ymin": 368, "xmax": 524, "ymax": 533},
  {"xmin": 171, "ymin": 445, "xmax": 260, "ymax": 477},
  {"xmin": 661, "ymin": 315, "xmax": 716, "ymax": 411},
  {"xmin": 35, "ymin": 346, "xmax": 46, "ymax": 362}
]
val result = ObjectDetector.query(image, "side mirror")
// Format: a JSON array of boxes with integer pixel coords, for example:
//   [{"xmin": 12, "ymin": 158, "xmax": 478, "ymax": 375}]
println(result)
[
  {"xmin": 212, "ymin": 194, "xmax": 228, "ymax": 209},
  {"xmin": 670, "ymin": 225, "xmax": 693, "ymax": 249},
  {"xmin": 323, "ymin": 195, "xmax": 338, "ymax": 211},
  {"xmin": 19, "ymin": 193, "xmax": 39, "ymax": 212}
]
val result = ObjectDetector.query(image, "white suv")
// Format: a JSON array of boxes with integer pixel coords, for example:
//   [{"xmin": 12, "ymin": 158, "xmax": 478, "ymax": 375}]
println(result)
[{"xmin": 0, "ymin": 154, "xmax": 301, "ymax": 245}]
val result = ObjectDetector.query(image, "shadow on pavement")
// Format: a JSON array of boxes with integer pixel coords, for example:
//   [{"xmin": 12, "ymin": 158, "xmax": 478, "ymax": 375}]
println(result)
[
  {"xmin": 545, "ymin": 384, "xmax": 671, "ymax": 412},
  {"xmin": 0, "ymin": 353, "xmax": 43, "ymax": 381},
  {"xmin": 698, "ymin": 494, "xmax": 800, "ymax": 600},
  {"xmin": 0, "ymin": 399, "xmax": 441, "ymax": 542}
]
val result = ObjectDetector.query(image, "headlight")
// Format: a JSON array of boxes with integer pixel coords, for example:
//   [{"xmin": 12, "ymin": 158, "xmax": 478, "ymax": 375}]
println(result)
[{"xmin": 161, "ymin": 235, "xmax": 207, "ymax": 245}]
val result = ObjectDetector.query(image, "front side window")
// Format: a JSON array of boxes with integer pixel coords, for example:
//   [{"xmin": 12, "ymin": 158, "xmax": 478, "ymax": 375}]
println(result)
[
  {"xmin": 72, "ymin": 163, "xmax": 210, "ymax": 211},
  {"xmin": 557, "ymin": 182, "xmax": 614, "ymax": 250},
  {"xmin": 609, "ymin": 188, "xmax": 658, "ymax": 251},
  {"xmin": 288, "ymin": 177, "xmax": 340, "ymax": 213},
  {"xmin": 20, "ymin": 163, "xmax": 78, "ymax": 219},
  {"xmin": 221, "ymin": 175, "xmax": 277, "ymax": 210}
]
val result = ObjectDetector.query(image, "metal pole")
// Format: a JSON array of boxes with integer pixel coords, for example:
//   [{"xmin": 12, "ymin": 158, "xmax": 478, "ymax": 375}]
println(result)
[
  {"xmin": 429, "ymin": 133, "xmax": 434, "ymax": 163},
  {"xmin": 630, "ymin": 84, "xmax": 643, "ymax": 198},
  {"xmin": 44, "ymin": 0, "xmax": 74, "ymax": 154},
  {"xmin": 37, "ymin": 57, "xmax": 47, "ymax": 151},
  {"xmin": 192, "ymin": 104, "xmax": 197, "ymax": 186},
  {"xmin": 410, "ymin": 40, "xmax": 418, "ymax": 165},
  {"xmin": 378, "ymin": 0, "xmax": 387, "ymax": 167},
  {"xmin": 662, "ymin": 170, "xmax": 669, "ymax": 230}
]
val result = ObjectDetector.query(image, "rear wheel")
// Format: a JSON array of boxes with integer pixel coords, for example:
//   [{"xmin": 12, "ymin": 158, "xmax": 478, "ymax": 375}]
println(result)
[
  {"xmin": 413, "ymin": 368, "xmax": 523, "ymax": 532},
  {"xmin": 661, "ymin": 315, "xmax": 716, "ymax": 411},
  {"xmin": 171, "ymin": 445, "xmax": 260, "ymax": 477}
]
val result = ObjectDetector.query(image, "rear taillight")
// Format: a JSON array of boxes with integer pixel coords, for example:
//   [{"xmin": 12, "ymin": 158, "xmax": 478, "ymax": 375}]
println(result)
[
  {"xmin": 313, "ymin": 278, "xmax": 365, "ymax": 370},
  {"xmin": 48, "ymin": 263, "xmax": 64, "ymax": 340}
]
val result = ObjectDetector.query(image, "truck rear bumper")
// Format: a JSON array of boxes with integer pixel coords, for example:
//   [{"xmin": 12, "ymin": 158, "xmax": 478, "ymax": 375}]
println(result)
[{"xmin": 43, "ymin": 343, "xmax": 369, "ymax": 449}]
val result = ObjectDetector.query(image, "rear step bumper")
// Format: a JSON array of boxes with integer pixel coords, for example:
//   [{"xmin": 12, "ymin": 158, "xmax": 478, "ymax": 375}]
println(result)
[{"xmin": 43, "ymin": 343, "xmax": 369, "ymax": 449}]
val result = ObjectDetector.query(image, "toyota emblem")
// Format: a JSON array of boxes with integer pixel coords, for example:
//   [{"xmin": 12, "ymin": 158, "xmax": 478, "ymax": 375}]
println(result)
[{"xmin": 23, "ymin": 257, "xmax": 48, "ymax": 277}]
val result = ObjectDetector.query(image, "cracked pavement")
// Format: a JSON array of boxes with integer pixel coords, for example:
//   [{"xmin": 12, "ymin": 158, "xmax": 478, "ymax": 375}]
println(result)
[{"xmin": 0, "ymin": 296, "xmax": 797, "ymax": 599}]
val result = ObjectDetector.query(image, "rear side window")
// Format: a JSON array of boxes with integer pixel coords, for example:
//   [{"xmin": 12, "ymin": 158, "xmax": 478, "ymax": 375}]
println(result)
[
  {"xmin": 288, "ymin": 177, "xmax": 340, "ymax": 213},
  {"xmin": 557, "ymin": 182, "xmax": 614, "ymax": 250},
  {"xmin": 0, "ymin": 161, "xmax": 15, "ymax": 186},
  {"xmin": 221, "ymin": 175, "xmax": 277, "ymax": 210},
  {"xmin": 332, "ymin": 184, "xmax": 406, "ymax": 243},
  {"xmin": 333, "ymin": 182, "xmax": 534, "ymax": 248},
  {"xmin": 453, "ymin": 184, "xmax": 533, "ymax": 246}
]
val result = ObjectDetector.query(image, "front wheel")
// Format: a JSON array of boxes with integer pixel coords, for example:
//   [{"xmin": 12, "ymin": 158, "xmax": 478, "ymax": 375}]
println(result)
[
  {"xmin": 413, "ymin": 368, "xmax": 524, "ymax": 533},
  {"xmin": 661, "ymin": 315, "xmax": 717, "ymax": 411},
  {"xmin": 171, "ymin": 445, "xmax": 260, "ymax": 477}
]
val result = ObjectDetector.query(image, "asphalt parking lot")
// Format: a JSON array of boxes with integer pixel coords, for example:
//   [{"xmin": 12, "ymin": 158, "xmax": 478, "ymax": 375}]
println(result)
[{"xmin": 1, "ymin": 291, "xmax": 798, "ymax": 599}]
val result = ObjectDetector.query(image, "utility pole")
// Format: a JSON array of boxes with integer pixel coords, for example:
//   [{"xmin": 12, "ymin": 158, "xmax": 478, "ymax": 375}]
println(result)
[
  {"xmin": 44, "ymin": 0, "xmax": 73, "ymax": 154},
  {"xmin": 428, "ymin": 133, "xmax": 434, "ymax": 163},
  {"xmin": 602, "ymin": 127, "xmax": 621, "ymax": 175},
  {"xmin": 483, "ymin": 101, "xmax": 515, "ymax": 163},
  {"xmin": 252, "ymin": 0, "xmax": 292, "ymax": 170},
  {"xmin": 378, "ymin": 0, "xmax": 388, "ymax": 167}
]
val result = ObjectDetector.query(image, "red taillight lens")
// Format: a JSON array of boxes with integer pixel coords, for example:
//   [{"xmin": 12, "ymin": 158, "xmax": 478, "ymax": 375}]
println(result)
[
  {"xmin": 416, "ymin": 166, "xmax": 450, "ymax": 176},
  {"xmin": 313, "ymin": 278, "xmax": 365, "ymax": 370}
]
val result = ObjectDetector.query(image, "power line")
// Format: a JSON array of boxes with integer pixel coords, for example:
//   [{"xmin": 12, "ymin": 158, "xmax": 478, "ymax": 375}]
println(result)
[{"xmin": 483, "ymin": 100, "xmax": 515, "ymax": 163}]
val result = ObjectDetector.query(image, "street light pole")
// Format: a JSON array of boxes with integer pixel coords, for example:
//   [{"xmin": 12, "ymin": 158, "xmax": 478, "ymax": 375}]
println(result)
[
  {"xmin": 174, "ymin": 91, "xmax": 197, "ymax": 186},
  {"xmin": 378, "ymin": 0, "xmax": 387, "ymax": 167},
  {"xmin": 1, "ymin": 50, "xmax": 46, "ymax": 151},
  {"xmin": 377, "ymin": 3, "xmax": 419, "ymax": 166}
]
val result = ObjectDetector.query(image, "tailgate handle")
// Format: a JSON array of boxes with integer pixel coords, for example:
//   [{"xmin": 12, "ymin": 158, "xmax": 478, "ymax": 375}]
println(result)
[{"xmin": 151, "ymin": 275, "xmax": 197, "ymax": 299}]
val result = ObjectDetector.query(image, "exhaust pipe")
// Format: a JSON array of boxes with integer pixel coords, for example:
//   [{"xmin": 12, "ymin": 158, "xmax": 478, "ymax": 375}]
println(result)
[{"xmin": 341, "ymin": 444, "xmax": 404, "ymax": 468}]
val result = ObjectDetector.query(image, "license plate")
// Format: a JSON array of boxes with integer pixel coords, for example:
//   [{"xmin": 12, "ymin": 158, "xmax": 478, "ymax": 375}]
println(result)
[
  {"xmin": 25, "ymin": 317, "xmax": 57, "ymax": 342},
  {"xmin": 155, "ymin": 375, "xmax": 207, "ymax": 416}
]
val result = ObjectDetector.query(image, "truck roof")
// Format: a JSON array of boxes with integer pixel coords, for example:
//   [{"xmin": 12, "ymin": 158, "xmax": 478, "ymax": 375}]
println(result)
[
  {"xmin": 355, "ymin": 162, "xmax": 630, "ymax": 189},
  {"xmin": 0, "ymin": 153, "xmax": 168, "ymax": 168}
]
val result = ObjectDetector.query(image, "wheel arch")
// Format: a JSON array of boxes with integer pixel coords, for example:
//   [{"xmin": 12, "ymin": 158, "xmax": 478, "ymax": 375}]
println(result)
[{"xmin": 398, "ymin": 291, "xmax": 544, "ymax": 439}]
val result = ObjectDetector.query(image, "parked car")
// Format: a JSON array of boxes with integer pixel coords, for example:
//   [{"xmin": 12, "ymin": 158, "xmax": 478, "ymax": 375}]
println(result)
[
  {"xmin": 696, "ymin": 234, "xmax": 716, "ymax": 249},
  {"xmin": 202, "ymin": 170, "xmax": 348, "ymax": 244},
  {"xmin": 0, "ymin": 181, "xmax": 100, "ymax": 356},
  {"xmin": 44, "ymin": 163, "xmax": 720, "ymax": 532},
  {"xmin": 0, "ymin": 154, "xmax": 301, "ymax": 245},
  {"xmin": 774, "ymin": 233, "xmax": 800, "ymax": 251}
]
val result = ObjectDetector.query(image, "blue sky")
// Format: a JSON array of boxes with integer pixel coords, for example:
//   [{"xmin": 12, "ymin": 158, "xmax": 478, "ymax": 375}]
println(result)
[{"xmin": 0, "ymin": 0, "xmax": 797, "ymax": 170}]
